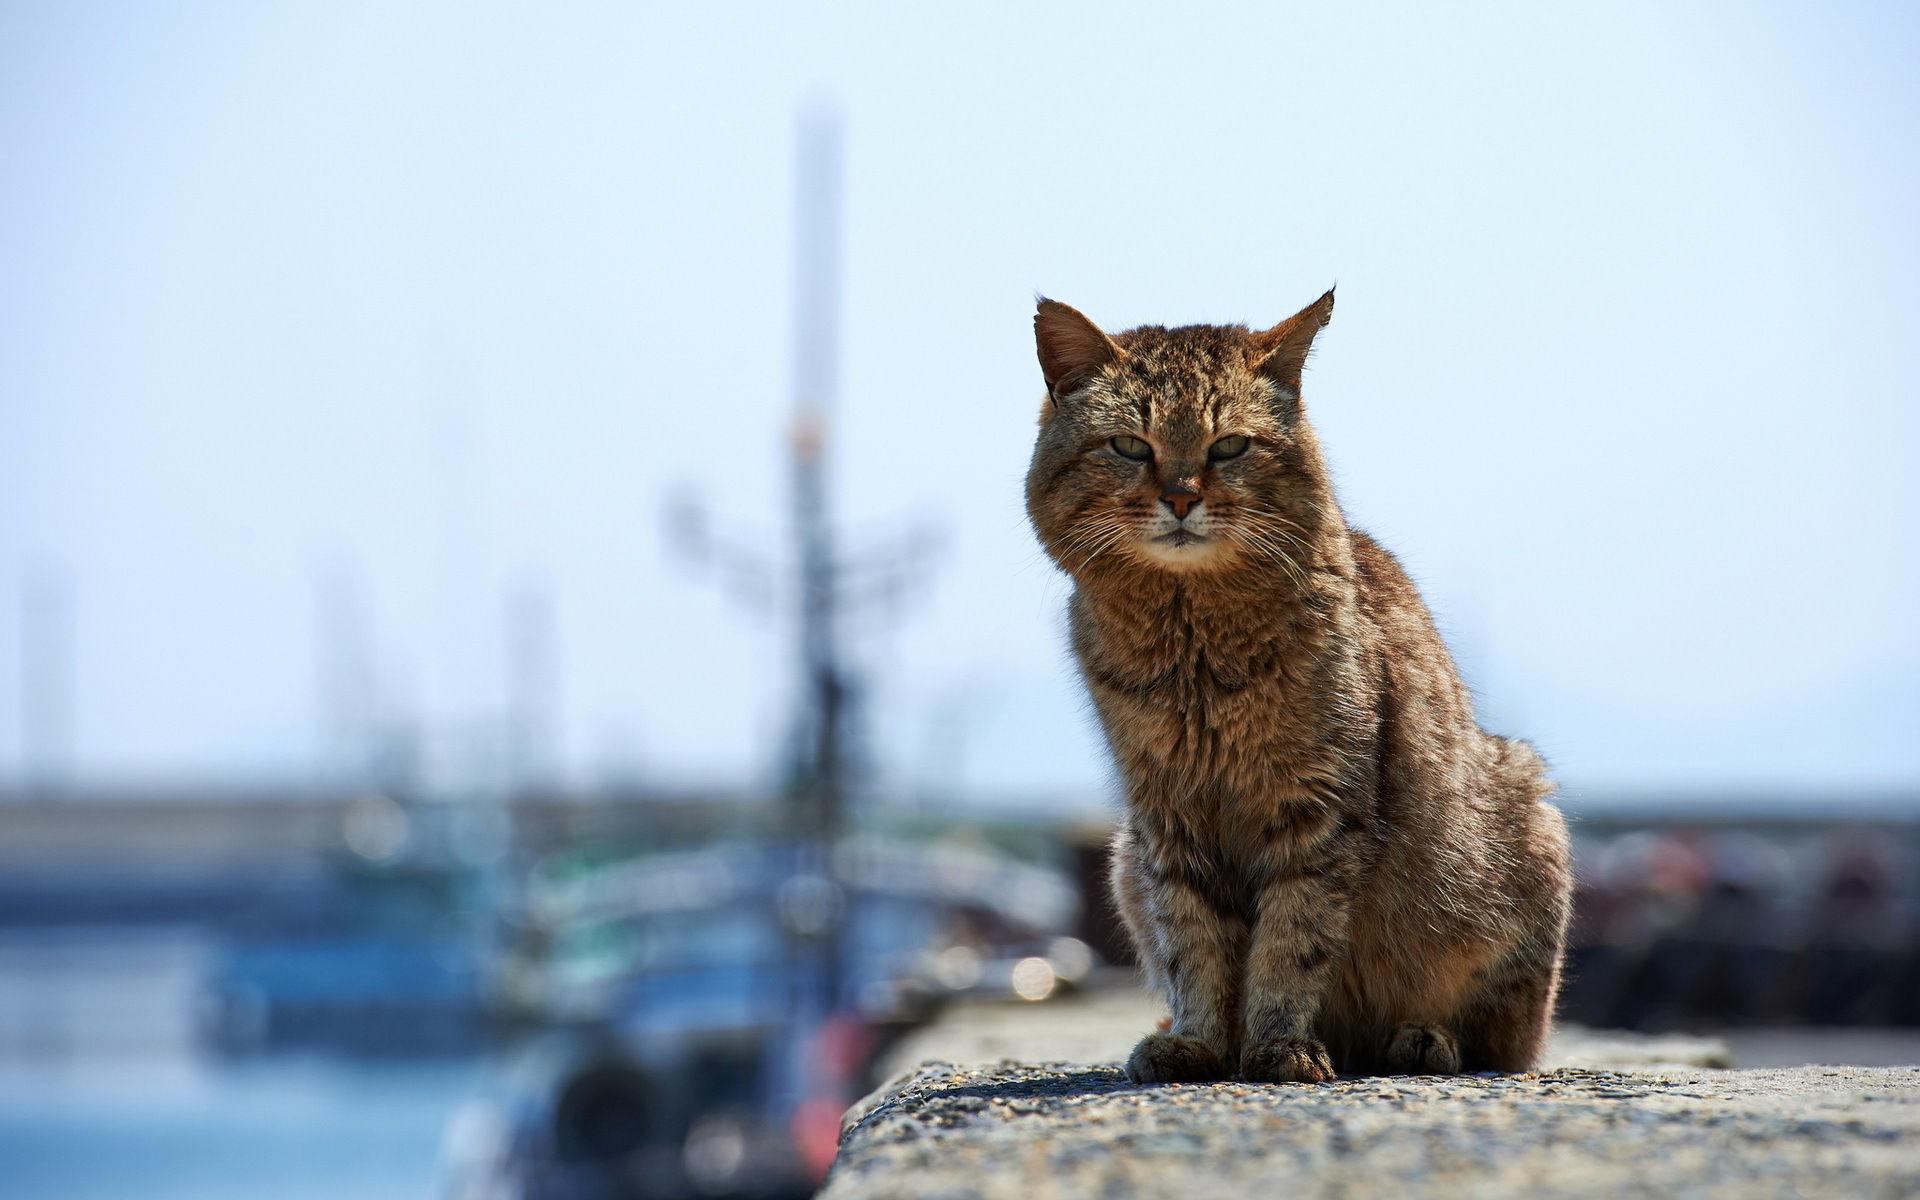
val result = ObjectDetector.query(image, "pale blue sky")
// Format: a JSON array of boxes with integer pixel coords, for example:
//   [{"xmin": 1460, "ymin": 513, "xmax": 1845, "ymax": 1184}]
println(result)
[{"xmin": 1, "ymin": 2, "xmax": 1915, "ymax": 808}]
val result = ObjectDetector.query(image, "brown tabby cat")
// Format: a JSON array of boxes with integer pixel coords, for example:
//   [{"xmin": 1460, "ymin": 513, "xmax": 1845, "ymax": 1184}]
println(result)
[{"xmin": 1025, "ymin": 291, "xmax": 1571, "ymax": 1084}]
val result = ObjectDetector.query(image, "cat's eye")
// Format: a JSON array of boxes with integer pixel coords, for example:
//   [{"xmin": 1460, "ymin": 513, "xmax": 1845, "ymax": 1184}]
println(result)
[
  {"xmin": 1110, "ymin": 436, "xmax": 1153, "ymax": 460},
  {"xmin": 1209, "ymin": 435, "xmax": 1250, "ymax": 460}
]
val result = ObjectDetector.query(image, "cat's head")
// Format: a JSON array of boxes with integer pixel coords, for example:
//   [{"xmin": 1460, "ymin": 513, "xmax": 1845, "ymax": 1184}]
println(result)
[{"xmin": 1025, "ymin": 291, "xmax": 1335, "ymax": 578}]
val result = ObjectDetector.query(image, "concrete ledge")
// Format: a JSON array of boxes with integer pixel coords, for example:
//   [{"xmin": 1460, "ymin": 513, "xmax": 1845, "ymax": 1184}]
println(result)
[{"xmin": 826, "ymin": 1060, "xmax": 1920, "ymax": 1199}]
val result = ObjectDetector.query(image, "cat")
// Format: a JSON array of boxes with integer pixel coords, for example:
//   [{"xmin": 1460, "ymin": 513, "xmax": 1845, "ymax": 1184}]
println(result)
[{"xmin": 1025, "ymin": 290, "xmax": 1571, "ymax": 1083}]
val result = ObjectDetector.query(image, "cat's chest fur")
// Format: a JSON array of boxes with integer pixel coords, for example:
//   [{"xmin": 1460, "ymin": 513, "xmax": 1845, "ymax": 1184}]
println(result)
[{"xmin": 1070, "ymin": 577, "xmax": 1370, "ymax": 819}]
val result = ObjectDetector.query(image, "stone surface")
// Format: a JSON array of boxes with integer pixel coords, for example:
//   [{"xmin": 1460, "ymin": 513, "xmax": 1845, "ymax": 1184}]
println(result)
[
  {"xmin": 834, "ymin": 991, "xmax": 1920, "ymax": 1199},
  {"xmin": 877, "ymin": 989, "xmax": 1735, "ymax": 1077},
  {"xmin": 827, "ymin": 1060, "xmax": 1920, "ymax": 1199}
]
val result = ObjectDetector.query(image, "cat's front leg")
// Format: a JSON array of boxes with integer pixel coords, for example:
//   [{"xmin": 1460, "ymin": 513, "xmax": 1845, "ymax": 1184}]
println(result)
[
  {"xmin": 1239, "ymin": 870, "xmax": 1350, "ymax": 1083},
  {"xmin": 1117, "ymin": 846, "xmax": 1244, "ymax": 1084}
]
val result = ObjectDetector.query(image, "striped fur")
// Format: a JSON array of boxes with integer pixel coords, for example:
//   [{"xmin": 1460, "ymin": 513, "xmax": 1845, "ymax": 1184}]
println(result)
[{"xmin": 1026, "ymin": 293, "xmax": 1571, "ymax": 1082}]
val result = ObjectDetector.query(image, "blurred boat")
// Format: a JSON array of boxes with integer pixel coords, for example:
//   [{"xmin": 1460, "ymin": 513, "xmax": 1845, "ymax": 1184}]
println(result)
[{"xmin": 453, "ymin": 833, "xmax": 1090, "ymax": 1199}]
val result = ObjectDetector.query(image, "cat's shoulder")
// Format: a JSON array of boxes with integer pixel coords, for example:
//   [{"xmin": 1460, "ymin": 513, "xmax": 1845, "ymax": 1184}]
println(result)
[{"xmin": 1345, "ymin": 526, "xmax": 1418, "ymax": 601}]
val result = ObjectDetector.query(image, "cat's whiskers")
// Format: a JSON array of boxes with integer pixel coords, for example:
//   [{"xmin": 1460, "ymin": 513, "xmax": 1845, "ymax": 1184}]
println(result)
[
  {"xmin": 1228, "ymin": 518, "xmax": 1313, "ymax": 590},
  {"xmin": 1232, "ymin": 507, "xmax": 1318, "ymax": 555},
  {"xmin": 1053, "ymin": 510, "xmax": 1115, "ymax": 555},
  {"xmin": 1057, "ymin": 511, "xmax": 1136, "ymax": 570},
  {"xmin": 1067, "ymin": 526, "xmax": 1121, "ymax": 568},
  {"xmin": 1234, "ymin": 504, "xmax": 1317, "ymax": 542},
  {"xmin": 1244, "ymin": 524, "xmax": 1314, "ymax": 563},
  {"xmin": 1079, "ymin": 519, "xmax": 1139, "ymax": 567},
  {"xmin": 1057, "ymin": 511, "xmax": 1123, "ymax": 556}
]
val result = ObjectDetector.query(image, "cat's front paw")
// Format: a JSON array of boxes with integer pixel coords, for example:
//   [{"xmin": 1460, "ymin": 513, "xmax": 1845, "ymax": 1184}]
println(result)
[
  {"xmin": 1386, "ymin": 1023, "xmax": 1462, "ymax": 1074},
  {"xmin": 1125, "ymin": 1032, "xmax": 1230, "ymax": 1084},
  {"xmin": 1240, "ymin": 1035, "xmax": 1336, "ymax": 1084}
]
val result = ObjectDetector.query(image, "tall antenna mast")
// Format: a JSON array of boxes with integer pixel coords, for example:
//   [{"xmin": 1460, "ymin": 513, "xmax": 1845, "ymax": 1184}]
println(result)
[
  {"xmin": 667, "ymin": 104, "xmax": 942, "ymax": 1160},
  {"xmin": 670, "ymin": 102, "xmax": 940, "ymax": 1035},
  {"xmin": 787, "ymin": 101, "xmax": 848, "ymax": 850}
]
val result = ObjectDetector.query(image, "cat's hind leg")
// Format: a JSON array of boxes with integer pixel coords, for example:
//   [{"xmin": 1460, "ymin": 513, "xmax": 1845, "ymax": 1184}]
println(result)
[
  {"xmin": 1455, "ymin": 949, "xmax": 1561, "ymax": 1072},
  {"xmin": 1385, "ymin": 1023, "xmax": 1463, "ymax": 1074}
]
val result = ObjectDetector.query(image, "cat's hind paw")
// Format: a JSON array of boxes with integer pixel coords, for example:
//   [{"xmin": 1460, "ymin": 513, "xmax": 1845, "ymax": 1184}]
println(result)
[
  {"xmin": 1386, "ymin": 1023, "xmax": 1463, "ymax": 1075},
  {"xmin": 1125, "ymin": 1032, "xmax": 1230, "ymax": 1085},
  {"xmin": 1240, "ymin": 1035, "xmax": 1336, "ymax": 1084}
]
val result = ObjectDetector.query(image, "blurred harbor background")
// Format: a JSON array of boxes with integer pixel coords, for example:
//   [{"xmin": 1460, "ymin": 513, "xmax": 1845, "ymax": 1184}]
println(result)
[
  {"xmin": 2, "ymin": 3, "xmax": 1917, "ymax": 1198},
  {"xmin": 4, "ymin": 792, "xmax": 1920, "ymax": 1198}
]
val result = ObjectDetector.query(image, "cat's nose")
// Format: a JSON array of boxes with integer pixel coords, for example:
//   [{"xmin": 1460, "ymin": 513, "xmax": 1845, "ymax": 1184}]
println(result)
[{"xmin": 1161, "ymin": 480, "xmax": 1201, "ymax": 520}]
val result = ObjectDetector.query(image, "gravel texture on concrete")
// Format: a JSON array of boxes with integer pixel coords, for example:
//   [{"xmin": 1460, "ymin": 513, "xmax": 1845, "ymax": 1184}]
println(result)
[
  {"xmin": 874, "ymin": 989, "xmax": 1737, "ymax": 1077},
  {"xmin": 827, "ymin": 1060, "xmax": 1920, "ymax": 1200}
]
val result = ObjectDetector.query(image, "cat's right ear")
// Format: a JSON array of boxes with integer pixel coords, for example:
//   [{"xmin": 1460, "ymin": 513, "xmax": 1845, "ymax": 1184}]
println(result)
[{"xmin": 1035, "ymin": 298, "xmax": 1122, "ymax": 421}]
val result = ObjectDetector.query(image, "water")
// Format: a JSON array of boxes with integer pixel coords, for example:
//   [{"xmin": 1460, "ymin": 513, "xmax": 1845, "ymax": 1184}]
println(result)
[
  {"xmin": 0, "ymin": 925, "xmax": 495, "ymax": 1199},
  {"xmin": 0, "ymin": 1057, "xmax": 488, "ymax": 1200}
]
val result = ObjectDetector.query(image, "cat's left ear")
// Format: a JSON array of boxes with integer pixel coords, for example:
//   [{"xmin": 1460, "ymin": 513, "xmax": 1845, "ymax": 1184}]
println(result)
[{"xmin": 1250, "ymin": 288, "xmax": 1335, "ymax": 404}]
